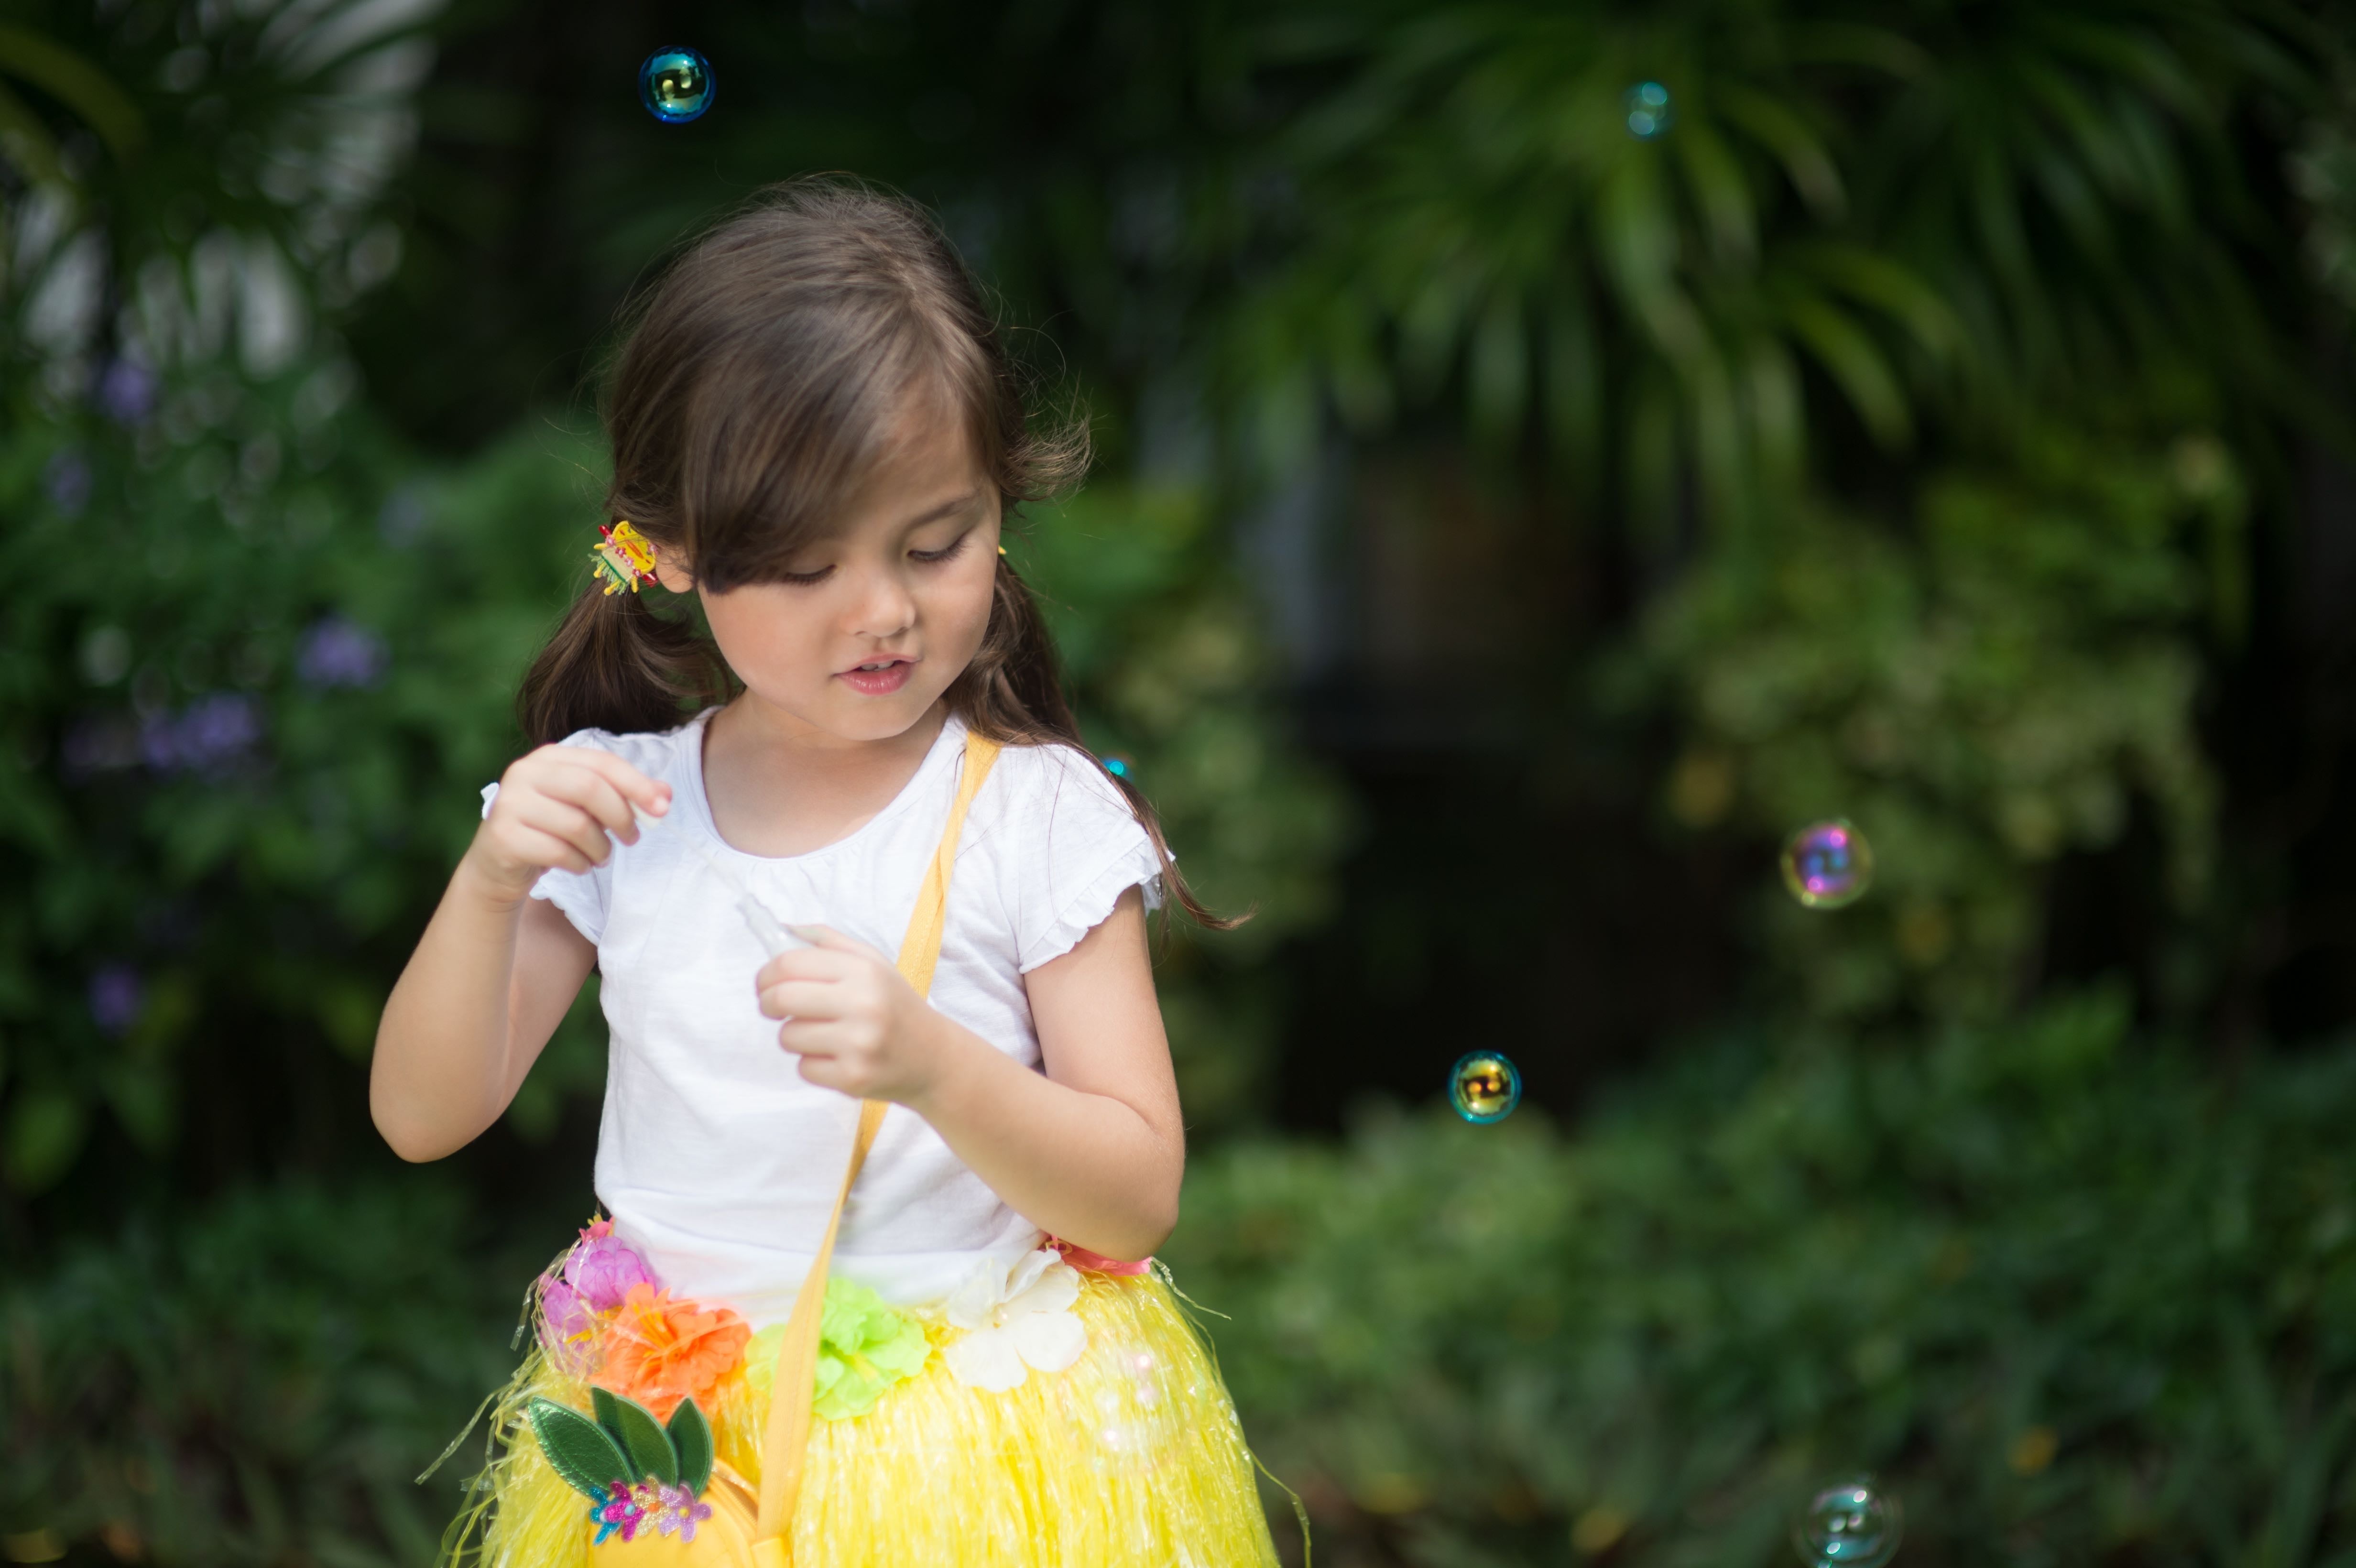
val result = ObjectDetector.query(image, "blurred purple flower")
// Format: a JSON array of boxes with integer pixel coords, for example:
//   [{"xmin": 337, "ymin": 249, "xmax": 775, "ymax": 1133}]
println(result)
[
  {"xmin": 44, "ymin": 451, "xmax": 92, "ymax": 515},
  {"xmin": 89, "ymin": 965, "xmax": 143, "ymax": 1036},
  {"xmin": 296, "ymin": 617, "xmax": 387, "ymax": 689},
  {"xmin": 565, "ymin": 1231, "xmax": 656, "ymax": 1312},
  {"xmin": 94, "ymin": 359, "xmax": 157, "ymax": 425},
  {"xmin": 142, "ymin": 693, "xmax": 262, "ymax": 773}
]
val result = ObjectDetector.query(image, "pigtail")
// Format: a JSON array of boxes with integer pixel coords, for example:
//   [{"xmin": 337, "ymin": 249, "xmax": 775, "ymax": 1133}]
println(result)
[
  {"xmin": 952, "ymin": 554, "xmax": 1245, "ymax": 933},
  {"xmin": 513, "ymin": 176, "xmax": 1242, "ymax": 930},
  {"xmin": 517, "ymin": 581, "xmax": 728, "ymax": 746}
]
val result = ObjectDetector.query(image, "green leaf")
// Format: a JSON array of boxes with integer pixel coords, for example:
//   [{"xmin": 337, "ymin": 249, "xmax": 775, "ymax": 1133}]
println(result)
[
  {"xmin": 525, "ymin": 1399, "xmax": 631, "ymax": 1502},
  {"xmin": 601, "ymin": 1391, "xmax": 679, "ymax": 1486},
  {"xmin": 667, "ymin": 1399, "xmax": 715, "ymax": 1496},
  {"xmin": 0, "ymin": 27, "xmax": 143, "ymax": 157},
  {"xmin": 1783, "ymin": 296, "xmax": 1911, "ymax": 448},
  {"xmin": 3, "ymin": 1088, "xmax": 87, "ymax": 1193},
  {"xmin": 591, "ymin": 1385, "xmax": 626, "ymax": 1449}
]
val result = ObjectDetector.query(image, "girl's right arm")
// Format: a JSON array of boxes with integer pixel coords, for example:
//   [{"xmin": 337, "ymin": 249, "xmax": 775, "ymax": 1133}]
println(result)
[{"xmin": 370, "ymin": 746, "xmax": 669, "ymax": 1162}]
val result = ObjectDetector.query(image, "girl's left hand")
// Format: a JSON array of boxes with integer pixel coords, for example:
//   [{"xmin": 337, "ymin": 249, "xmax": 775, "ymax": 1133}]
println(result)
[{"xmin": 754, "ymin": 927, "xmax": 947, "ymax": 1102}]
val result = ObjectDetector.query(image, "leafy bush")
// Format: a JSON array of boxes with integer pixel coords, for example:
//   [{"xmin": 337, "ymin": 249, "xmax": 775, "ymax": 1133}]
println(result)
[
  {"xmin": 13, "ymin": 996, "xmax": 2351, "ymax": 1566},
  {"xmin": 0, "ymin": 385, "xmax": 614, "ymax": 1195},
  {"xmin": 1014, "ymin": 483, "xmax": 1357, "ymax": 1119},
  {"xmin": 1170, "ymin": 991, "xmax": 2356, "ymax": 1566},
  {"xmin": 1615, "ymin": 428, "xmax": 2239, "ymax": 1024},
  {"xmin": 0, "ymin": 1181, "xmax": 523, "ymax": 1568}
]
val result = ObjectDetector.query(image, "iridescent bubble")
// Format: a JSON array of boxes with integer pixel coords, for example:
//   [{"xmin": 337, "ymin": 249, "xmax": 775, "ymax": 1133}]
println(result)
[
  {"xmin": 1624, "ymin": 81, "xmax": 1673, "ymax": 139},
  {"xmin": 638, "ymin": 47, "xmax": 714, "ymax": 124},
  {"xmin": 1780, "ymin": 819, "xmax": 1874, "ymax": 910},
  {"xmin": 1793, "ymin": 1477, "xmax": 1901, "ymax": 1568},
  {"xmin": 1059, "ymin": 1339, "xmax": 1182, "ymax": 1474},
  {"xmin": 1449, "ymin": 1052, "xmax": 1521, "ymax": 1124},
  {"xmin": 1101, "ymin": 755, "xmax": 1132, "ymax": 779}
]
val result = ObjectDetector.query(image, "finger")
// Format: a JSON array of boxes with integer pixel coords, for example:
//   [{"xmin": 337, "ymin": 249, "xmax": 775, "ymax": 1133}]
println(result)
[
  {"xmin": 542, "ymin": 745, "xmax": 674, "ymax": 817},
  {"xmin": 785, "ymin": 1030, "xmax": 871, "ymax": 1091},
  {"xmin": 539, "ymin": 764, "xmax": 644, "ymax": 844},
  {"xmin": 777, "ymin": 1018, "xmax": 852, "ymax": 1059},
  {"xmin": 787, "ymin": 924, "xmax": 891, "ymax": 964},
  {"xmin": 508, "ymin": 795, "xmax": 619, "ymax": 868},
  {"xmin": 511, "ymin": 825, "xmax": 597, "ymax": 877},
  {"xmin": 758, "ymin": 980, "xmax": 850, "ymax": 1022},
  {"xmin": 794, "ymin": 1052, "xmax": 860, "ymax": 1098},
  {"xmin": 753, "ymin": 948, "xmax": 856, "ymax": 992}
]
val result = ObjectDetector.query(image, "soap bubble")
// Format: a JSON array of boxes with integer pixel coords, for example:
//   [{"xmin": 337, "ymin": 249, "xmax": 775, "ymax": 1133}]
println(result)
[
  {"xmin": 1060, "ymin": 1339, "xmax": 1182, "ymax": 1474},
  {"xmin": 638, "ymin": 48, "xmax": 714, "ymax": 123},
  {"xmin": 1625, "ymin": 81, "xmax": 1673, "ymax": 139},
  {"xmin": 1100, "ymin": 755, "xmax": 1132, "ymax": 779},
  {"xmin": 1780, "ymin": 819, "xmax": 1874, "ymax": 910},
  {"xmin": 1449, "ymin": 1052, "xmax": 1521, "ymax": 1124},
  {"xmin": 1793, "ymin": 1477, "xmax": 1901, "ymax": 1568}
]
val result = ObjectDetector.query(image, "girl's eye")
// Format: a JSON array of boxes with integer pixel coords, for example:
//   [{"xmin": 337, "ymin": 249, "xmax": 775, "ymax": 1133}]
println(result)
[
  {"xmin": 778, "ymin": 566, "xmax": 834, "ymax": 586},
  {"xmin": 910, "ymin": 530, "xmax": 971, "ymax": 566}
]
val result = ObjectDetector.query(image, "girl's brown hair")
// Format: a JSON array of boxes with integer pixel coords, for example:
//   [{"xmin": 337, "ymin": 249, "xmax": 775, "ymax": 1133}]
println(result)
[{"xmin": 518, "ymin": 177, "xmax": 1232, "ymax": 928}]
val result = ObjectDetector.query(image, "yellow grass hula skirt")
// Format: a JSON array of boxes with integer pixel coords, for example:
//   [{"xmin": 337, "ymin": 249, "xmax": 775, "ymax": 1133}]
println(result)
[{"xmin": 440, "ymin": 1225, "xmax": 1282, "ymax": 1568}]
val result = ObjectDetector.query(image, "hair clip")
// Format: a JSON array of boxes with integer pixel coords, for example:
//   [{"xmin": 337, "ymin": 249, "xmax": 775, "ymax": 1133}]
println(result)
[{"xmin": 591, "ymin": 521, "xmax": 660, "ymax": 595}]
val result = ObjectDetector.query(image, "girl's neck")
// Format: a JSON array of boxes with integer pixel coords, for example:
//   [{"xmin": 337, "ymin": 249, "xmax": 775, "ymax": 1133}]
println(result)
[{"xmin": 701, "ymin": 695, "xmax": 950, "ymax": 859}]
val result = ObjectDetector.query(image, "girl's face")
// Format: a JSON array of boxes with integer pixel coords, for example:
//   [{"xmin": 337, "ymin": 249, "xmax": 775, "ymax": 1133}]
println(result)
[{"xmin": 658, "ymin": 397, "xmax": 1003, "ymax": 746}]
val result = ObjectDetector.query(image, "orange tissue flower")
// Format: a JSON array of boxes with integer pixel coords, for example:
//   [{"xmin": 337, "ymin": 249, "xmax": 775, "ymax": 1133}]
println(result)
[{"xmin": 594, "ymin": 1283, "xmax": 751, "ymax": 1421}]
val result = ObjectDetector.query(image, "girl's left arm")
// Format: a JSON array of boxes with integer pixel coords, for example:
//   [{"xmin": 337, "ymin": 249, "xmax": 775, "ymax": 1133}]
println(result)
[{"xmin": 759, "ymin": 886, "xmax": 1182, "ymax": 1262}]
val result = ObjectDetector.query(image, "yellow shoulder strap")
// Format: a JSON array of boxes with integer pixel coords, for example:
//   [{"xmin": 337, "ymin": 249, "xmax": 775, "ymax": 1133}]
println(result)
[{"xmin": 750, "ymin": 731, "xmax": 1002, "ymax": 1564}]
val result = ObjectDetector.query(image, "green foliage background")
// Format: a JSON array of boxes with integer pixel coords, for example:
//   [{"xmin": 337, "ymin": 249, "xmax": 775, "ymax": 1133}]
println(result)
[{"xmin": 3, "ymin": 0, "xmax": 2355, "ymax": 1563}]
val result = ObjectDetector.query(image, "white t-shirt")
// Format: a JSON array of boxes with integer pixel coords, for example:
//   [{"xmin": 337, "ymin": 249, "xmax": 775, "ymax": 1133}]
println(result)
[{"xmin": 480, "ymin": 708, "xmax": 1163, "ymax": 1324}]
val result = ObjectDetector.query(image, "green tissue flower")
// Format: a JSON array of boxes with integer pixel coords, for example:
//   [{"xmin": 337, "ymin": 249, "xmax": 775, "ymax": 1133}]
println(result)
[
  {"xmin": 746, "ymin": 1278, "xmax": 931, "ymax": 1421},
  {"xmin": 816, "ymin": 1278, "xmax": 930, "ymax": 1419}
]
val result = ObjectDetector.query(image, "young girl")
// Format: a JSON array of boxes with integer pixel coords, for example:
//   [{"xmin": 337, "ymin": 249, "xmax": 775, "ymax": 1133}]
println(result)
[{"xmin": 372, "ymin": 181, "xmax": 1282, "ymax": 1567}]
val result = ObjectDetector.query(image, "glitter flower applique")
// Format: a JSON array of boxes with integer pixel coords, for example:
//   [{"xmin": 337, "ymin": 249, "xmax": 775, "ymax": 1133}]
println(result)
[
  {"xmin": 942, "ymin": 1248, "xmax": 1087, "ymax": 1392},
  {"xmin": 526, "ymin": 1387, "xmax": 718, "ymax": 1545},
  {"xmin": 593, "ymin": 1479, "xmax": 712, "ymax": 1545}
]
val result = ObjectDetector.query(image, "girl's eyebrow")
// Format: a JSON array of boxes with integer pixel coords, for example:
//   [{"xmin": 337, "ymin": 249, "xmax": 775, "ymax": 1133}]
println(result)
[{"xmin": 904, "ymin": 490, "xmax": 986, "ymax": 529}]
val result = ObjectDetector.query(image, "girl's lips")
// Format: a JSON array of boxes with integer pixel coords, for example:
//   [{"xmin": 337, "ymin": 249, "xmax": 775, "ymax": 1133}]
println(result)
[{"xmin": 836, "ymin": 659, "xmax": 915, "ymax": 697}]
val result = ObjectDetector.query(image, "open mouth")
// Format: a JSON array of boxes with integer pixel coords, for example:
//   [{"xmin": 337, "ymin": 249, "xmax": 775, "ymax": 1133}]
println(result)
[{"xmin": 836, "ymin": 655, "xmax": 916, "ymax": 697}]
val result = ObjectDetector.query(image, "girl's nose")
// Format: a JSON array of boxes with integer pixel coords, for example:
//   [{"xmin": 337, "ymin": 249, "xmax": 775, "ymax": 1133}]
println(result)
[{"xmin": 845, "ymin": 563, "xmax": 917, "ymax": 640}]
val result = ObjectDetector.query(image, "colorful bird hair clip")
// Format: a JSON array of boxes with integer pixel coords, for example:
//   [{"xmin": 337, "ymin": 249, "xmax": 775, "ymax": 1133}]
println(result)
[{"xmin": 591, "ymin": 521, "xmax": 660, "ymax": 596}]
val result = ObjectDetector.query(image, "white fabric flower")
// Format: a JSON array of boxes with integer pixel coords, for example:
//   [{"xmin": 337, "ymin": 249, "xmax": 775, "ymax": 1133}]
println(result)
[{"xmin": 941, "ymin": 1248, "xmax": 1087, "ymax": 1392}]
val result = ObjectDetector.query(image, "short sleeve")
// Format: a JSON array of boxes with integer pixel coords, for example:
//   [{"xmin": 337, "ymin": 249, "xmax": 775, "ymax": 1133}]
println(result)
[
  {"xmin": 976, "ymin": 744, "xmax": 1166, "ymax": 973},
  {"xmin": 477, "ymin": 739, "xmax": 628, "ymax": 947}
]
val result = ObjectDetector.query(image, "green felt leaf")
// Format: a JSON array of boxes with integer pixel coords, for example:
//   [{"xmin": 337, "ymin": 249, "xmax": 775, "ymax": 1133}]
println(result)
[
  {"xmin": 590, "ymin": 1387, "xmax": 628, "ymax": 1454},
  {"xmin": 667, "ymin": 1398, "xmax": 714, "ymax": 1496},
  {"xmin": 526, "ymin": 1399, "xmax": 631, "ymax": 1502},
  {"xmin": 605, "ymin": 1391, "xmax": 679, "ymax": 1485}
]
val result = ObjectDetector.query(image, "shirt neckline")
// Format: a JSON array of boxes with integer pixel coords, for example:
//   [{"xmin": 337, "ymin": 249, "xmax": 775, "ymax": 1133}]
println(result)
[{"xmin": 679, "ymin": 705, "xmax": 969, "ymax": 868}]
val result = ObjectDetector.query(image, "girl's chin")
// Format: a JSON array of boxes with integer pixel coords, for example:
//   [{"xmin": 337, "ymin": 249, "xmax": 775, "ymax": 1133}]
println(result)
[{"xmin": 734, "ymin": 682, "xmax": 943, "ymax": 743}]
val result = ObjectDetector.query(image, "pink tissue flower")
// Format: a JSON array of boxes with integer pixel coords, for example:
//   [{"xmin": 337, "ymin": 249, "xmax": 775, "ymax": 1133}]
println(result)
[
  {"xmin": 538, "ymin": 1220, "xmax": 658, "ymax": 1372},
  {"xmin": 566, "ymin": 1227, "xmax": 656, "ymax": 1312}
]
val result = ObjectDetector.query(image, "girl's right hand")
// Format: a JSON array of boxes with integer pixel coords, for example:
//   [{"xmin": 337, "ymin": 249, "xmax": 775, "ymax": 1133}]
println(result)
[{"xmin": 464, "ymin": 745, "xmax": 672, "ymax": 904}]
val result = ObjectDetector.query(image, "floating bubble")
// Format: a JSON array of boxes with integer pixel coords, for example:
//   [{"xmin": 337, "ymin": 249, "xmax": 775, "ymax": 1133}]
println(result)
[
  {"xmin": 1780, "ymin": 819, "xmax": 1874, "ymax": 910},
  {"xmin": 638, "ymin": 47, "xmax": 714, "ymax": 123},
  {"xmin": 1100, "ymin": 755, "xmax": 1132, "ymax": 779},
  {"xmin": 1053, "ymin": 1338, "xmax": 1185, "ymax": 1475},
  {"xmin": 1449, "ymin": 1052, "xmax": 1521, "ymax": 1124},
  {"xmin": 1793, "ymin": 1477, "xmax": 1901, "ymax": 1568},
  {"xmin": 1624, "ymin": 81, "xmax": 1673, "ymax": 139}
]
